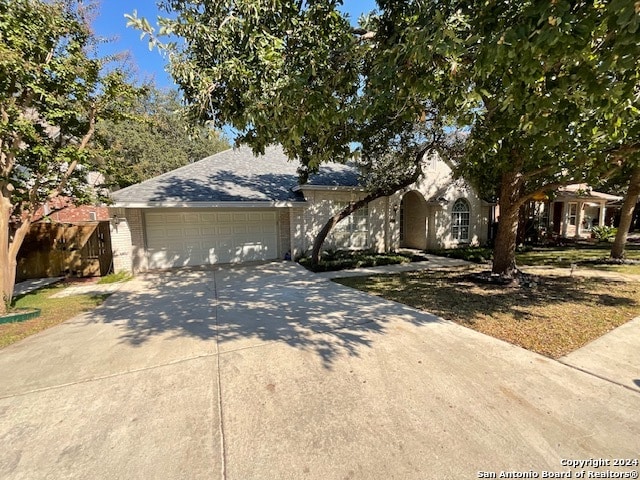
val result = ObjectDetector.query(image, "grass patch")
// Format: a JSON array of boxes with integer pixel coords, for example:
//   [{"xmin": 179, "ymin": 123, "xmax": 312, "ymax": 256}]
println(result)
[
  {"xmin": 516, "ymin": 246, "xmax": 640, "ymax": 275},
  {"xmin": 428, "ymin": 244, "xmax": 640, "ymax": 275},
  {"xmin": 298, "ymin": 250, "xmax": 413, "ymax": 272},
  {"xmin": 0, "ymin": 284, "xmax": 111, "ymax": 349},
  {"xmin": 97, "ymin": 271, "xmax": 133, "ymax": 284},
  {"xmin": 334, "ymin": 267, "xmax": 640, "ymax": 358}
]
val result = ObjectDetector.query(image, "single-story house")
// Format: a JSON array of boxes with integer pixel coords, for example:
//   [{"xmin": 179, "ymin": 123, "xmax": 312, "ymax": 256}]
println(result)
[
  {"xmin": 522, "ymin": 184, "xmax": 622, "ymax": 241},
  {"xmin": 109, "ymin": 146, "xmax": 492, "ymax": 272}
]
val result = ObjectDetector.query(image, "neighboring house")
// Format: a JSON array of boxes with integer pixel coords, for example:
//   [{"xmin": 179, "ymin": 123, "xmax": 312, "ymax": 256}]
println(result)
[
  {"xmin": 33, "ymin": 196, "xmax": 111, "ymax": 223},
  {"xmin": 521, "ymin": 184, "xmax": 622, "ymax": 242},
  {"xmin": 109, "ymin": 146, "xmax": 491, "ymax": 272}
]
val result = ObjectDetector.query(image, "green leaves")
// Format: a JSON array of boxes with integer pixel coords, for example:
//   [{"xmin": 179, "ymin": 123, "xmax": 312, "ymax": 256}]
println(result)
[
  {"xmin": 0, "ymin": 0, "xmax": 142, "ymax": 209},
  {"xmin": 96, "ymin": 88, "xmax": 229, "ymax": 188}
]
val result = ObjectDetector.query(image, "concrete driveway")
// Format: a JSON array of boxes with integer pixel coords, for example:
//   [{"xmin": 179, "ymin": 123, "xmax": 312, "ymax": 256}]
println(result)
[{"xmin": 0, "ymin": 262, "xmax": 638, "ymax": 479}]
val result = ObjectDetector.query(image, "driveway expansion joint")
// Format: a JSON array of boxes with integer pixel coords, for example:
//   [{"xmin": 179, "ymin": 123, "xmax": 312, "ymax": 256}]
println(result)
[
  {"xmin": 0, "ymin": 353, "xmax": 219, "ymax": 400},
  {"xmin": 212, "ymin": 270, "xmax": 228, "ymax": 480},
  {"xmin": 555, "ymin": 359, "xmax": 640, "ymax": 395}
]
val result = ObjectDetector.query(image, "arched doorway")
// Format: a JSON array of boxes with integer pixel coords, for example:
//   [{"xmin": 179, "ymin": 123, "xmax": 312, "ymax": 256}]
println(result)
[{"xmin": 400, "ymin": 191, "xmax": 428, "ymax": 249}]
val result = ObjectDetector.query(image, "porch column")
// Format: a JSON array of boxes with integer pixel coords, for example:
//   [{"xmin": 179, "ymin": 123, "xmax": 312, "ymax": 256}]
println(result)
[
  {"xmin": 562, "ymin": 203, "xmax": 569, "ymax": 237},
  {"xmin": 575, "ymin": 201, "xmax": 584, "ymax": 238},
  {"xmin": 599, "ymin": 202, "xmax": 606, "ymax": 227}
]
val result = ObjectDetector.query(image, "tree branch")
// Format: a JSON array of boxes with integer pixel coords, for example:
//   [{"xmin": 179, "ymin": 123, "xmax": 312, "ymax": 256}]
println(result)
[{"xmin": 49, "ymin": 102, "xmax": 97, "ymax": 199}]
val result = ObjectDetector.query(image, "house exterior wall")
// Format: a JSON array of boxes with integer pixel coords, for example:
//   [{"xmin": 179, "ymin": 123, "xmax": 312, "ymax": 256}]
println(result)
[
  {"xmin": 111, "ymin": 206, "xmax": 290, "ymax": 272},
  {"xmin": 109, "ymin": 207, "xmax": 153, "ymax": 272},
  {"xmin": 387, "ymin": 155, "xmax": 489, "ymax": 251},
  {"xmin": 291, "ymin": 155, "xmax": 490, "ymax": 257},
  {"xmin": 368, "ymin": 197, "xmax": 388, "ymax": 252},
  {"xmin": 290, "ymin": 206, "xmax": 306, "ymax": 259},
  {"xmin": 278, "ymin": 209, "xmax": 291, "ymax": 258},
  {"xmin": 110, "ymin": 207, "xmax": 133, "ymax": 273},
  {"xmin": 291, "ymin": 189, "xmax": 388, "ymax": 258},
  {"xmin": 122, "ymin": 209, "xmax": 148, "ymax": 272},
  {"xmin": 428, "ymin": 181, "xmax": 488, "ymax": 249},
  {"xmin": 110, "ymin": 154, "xmax": 492, "ymax": 268},
  {"xmin": 553, "ymin": 198, "xmax": 609, "ymax": 239}
]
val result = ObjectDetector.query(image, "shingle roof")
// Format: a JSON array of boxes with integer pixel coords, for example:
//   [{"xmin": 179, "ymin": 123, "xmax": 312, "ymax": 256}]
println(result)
[
  {"xmin": 557, "ymin": 184, "xmax": 623, "ymax": 202},
  {"xmin": 111, "ymin": 145, "xmax": 359, "ymax": 205}
]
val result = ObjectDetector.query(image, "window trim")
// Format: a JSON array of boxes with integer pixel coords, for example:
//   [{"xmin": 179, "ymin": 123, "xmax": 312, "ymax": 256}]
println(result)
[
  {"xmin": 451, "ymin": 198, "xmax": 470, "ymax": 242},
  {"xmin": 568, "ymin": 202, "xmax": 578, "ymax": 226},
  {"xmin": 334, "ymin": 202, "xmax": 369, "ymax": 234}
]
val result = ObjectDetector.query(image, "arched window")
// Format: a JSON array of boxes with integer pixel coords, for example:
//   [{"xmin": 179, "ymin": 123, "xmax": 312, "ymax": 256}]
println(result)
[{"xmin": 452, "ymin": 199, "xmax": 470, "ymax": 241}]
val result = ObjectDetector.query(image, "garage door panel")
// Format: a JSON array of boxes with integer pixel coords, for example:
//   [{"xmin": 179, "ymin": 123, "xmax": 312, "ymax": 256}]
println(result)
[
  {"xmin": 182, "ymin": 213, "xmax": 200, "ymax": 223},
  {"xmin": 145, "ymin": 209, "xmax": 279, "ymax": 269}
]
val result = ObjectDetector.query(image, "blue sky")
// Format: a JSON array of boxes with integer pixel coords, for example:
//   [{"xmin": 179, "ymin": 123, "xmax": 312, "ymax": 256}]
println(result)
[{"xmin": 92, "ymin": 1, "xmax": 378, "ymax": 89}]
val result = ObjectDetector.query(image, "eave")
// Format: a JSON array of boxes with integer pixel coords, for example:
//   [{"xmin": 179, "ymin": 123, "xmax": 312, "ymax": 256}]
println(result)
[{"xmin": 110, "ymin": 200, "xmax": 305, "ymax": 209}]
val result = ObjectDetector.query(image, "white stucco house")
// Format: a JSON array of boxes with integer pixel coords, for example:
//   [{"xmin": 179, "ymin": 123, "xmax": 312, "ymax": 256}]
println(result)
[{"xmin": 109, "ymin": 146, "xmax": 492, "ymax": 273}]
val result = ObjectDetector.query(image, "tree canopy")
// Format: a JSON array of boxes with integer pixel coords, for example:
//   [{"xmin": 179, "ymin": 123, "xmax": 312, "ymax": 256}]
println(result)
[
  {"xmin": 0, "ymin": 0, "xmax": 140, "ymax": 311},
  {"xmin": 393, "ymin": 0, "xmax": 639, "ymax": 271}
]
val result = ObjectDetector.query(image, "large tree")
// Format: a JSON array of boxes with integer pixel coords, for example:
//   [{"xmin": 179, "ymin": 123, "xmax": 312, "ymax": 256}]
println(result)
[
  {"xmin": 608, "ymin": 162, "xmax": 640, "ymax": 259},
  {"xmin": 373, "ymin": 0, "xmax": 639, "ymax": 276},
  {"xmin": 0, "ymin": 0, "xmax": 139, "ymax": 313},
  {"xmin": 131, "ymin": 0, "xmax": 638, "ymax": 274},
  {"xmin": 96, "ymin": 88, "xmax": 229, "ymax": 188}
]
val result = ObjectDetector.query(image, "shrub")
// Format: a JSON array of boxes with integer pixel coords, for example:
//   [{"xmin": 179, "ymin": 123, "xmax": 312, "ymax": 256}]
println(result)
[
  {"xmin": 298, "ymin": 250, "xmax": 412, "ymax": 272},
  {"xmin": 591, "ymin": 225, "xmax": 617, "ymax": 242},
  {"xmin": 426, "ymin": 246, "xmax": 493, "ymax": 264}
]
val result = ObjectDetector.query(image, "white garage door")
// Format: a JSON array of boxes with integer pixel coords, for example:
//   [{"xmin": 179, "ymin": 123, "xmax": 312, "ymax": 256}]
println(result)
[{"xmin": 145, "ymin": 210, "xmax": 278, "ymax": 269}]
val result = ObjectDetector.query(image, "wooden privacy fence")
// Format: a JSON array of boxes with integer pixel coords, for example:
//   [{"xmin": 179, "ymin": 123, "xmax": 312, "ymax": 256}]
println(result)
[{"xmin": 16, "ymin": 222, "xmax": 112, "ymax": 282}]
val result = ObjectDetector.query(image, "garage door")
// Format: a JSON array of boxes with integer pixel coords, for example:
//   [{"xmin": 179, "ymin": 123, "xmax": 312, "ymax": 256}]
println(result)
[{"xmin": 145, "ymin": 210, "xmax": 278, "ymax": 269}]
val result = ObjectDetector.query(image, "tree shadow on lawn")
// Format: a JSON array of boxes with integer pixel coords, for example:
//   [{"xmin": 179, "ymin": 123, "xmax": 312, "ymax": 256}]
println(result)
[
  {"xmin": 87, "ymin": 262, "xmax": 442, "ymax": 368},
  {"xmin": 335, "ymin": 269, "xmax": 639, "ymax": 324}
]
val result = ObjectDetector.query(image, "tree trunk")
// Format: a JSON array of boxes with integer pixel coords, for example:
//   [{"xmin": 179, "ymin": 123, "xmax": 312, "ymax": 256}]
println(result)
[
  {"xmin": 610, "ymin": 166, "xmax": 640, "ymax": 259},
  {"xmin": 492, "ymin": 169, "xmax": 525, "ymax": 277},
  {"xmin": 311, "ymin": 193, "xmax": 379, "ymax": 264},
  {"xmin": 0, "ymin": 187, "xmax": 14, "ymax": 314},
  {"xmin": 0, "ymin": 183, "xmax": 34, "ymax": 315}
]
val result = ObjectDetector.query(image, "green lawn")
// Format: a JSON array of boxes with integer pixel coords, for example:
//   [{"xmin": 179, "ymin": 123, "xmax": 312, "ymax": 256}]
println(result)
[
  {"xmin": 429, "ymin": 243, "xmax": 640, "ymax": 275},
  {"xmin": 0, "ymin": 284, "xmax": 110, "ymax": 349}
]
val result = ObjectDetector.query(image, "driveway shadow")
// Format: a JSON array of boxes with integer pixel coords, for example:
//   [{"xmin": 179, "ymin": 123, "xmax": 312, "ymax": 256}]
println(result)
[
  {"xmin": 91, "ymin": 268, "xmax": 219, "ymax": 345},
  {"xmin": 89, "ymin": 262, "xmax": 441, "ymax": 368}
]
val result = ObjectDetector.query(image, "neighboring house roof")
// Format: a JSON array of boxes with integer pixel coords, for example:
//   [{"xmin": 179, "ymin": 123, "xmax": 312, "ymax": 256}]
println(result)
[
  {"xmin": 30, "ymin": 197, "xmax": 109, "ymax": 223},
  {"xmin": 111, "ymin": 145, "xmax": 360, "ymax": 207},
  {"xmin": 556, "ymin": 184, "xmax": 622, "ymax": 202}
]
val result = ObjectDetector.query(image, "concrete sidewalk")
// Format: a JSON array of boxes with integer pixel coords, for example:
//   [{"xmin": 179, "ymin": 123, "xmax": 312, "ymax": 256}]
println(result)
[
  {"xmin": 13, "ymin": 277, "xmax": 64, "ymax": 297},
  {"xmin": 560, "ymin": 315, "xmax": 640, "ymax": 392},
  {"xmin": 49, "ymin": 281, "xmax": 125, "ymax": 298},
  {"xmin": 0, "ymin": 261, "xmax": 638, "ymax": 479}
]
